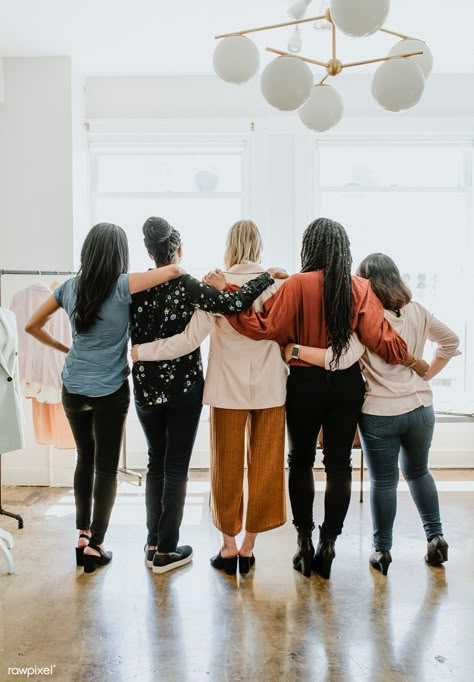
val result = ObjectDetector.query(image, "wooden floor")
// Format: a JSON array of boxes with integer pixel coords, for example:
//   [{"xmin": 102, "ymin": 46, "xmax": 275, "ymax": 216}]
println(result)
[{"xmin": 0, "ymin": 471, "xmax": 473, "ymax": 682}]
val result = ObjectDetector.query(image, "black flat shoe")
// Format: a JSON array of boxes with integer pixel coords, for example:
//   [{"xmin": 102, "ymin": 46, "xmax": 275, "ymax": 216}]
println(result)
[
  {"xmin": 75, "ymin": 533, "xmax": 90, "ymax": 567},
  {"xmin": 144, "ymin": 544, "xmax": 156, "ymax": 569},
  {"xmin": 369, "ymin": 549, "xmax": 392, "ymax": 576},
  {"xmin": 83, "ymin": 545, "xmax": 113, "ymax": 574},
  {"xmin": 239, "ymin": 554, "xmax": 255, "ymax": 574},
  {"xmin": 210, "ymin": 551, "xmax": 238, "ymax": 575},
  {"xmin": 425, "ymin": 535, "xmax": 448, "ymax": 566}
]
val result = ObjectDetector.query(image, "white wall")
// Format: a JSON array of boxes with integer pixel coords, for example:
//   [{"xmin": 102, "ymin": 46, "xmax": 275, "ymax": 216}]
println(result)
[
  {"xmin": 0, "ymin": 58, "xmax": 75, "ymax": 270},
  {"xmin": 85, "ymin": 73, "xmax": 474, "ymax": 120},
  {"xmin": 0, "ymin": 57, "xmax": 82, "ymax": 485}
]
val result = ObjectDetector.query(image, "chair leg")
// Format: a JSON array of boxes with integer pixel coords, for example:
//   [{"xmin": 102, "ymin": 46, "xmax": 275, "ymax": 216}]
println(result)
[{"xmin": 359, "ymin": 449, "xmax": 364, "ymax": 503}]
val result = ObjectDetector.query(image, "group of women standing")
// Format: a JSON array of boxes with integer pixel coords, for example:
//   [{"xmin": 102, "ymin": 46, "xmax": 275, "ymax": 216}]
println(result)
[{"xmin": 26, "ymin": 215, "xmax": 460, "ymax": 578}]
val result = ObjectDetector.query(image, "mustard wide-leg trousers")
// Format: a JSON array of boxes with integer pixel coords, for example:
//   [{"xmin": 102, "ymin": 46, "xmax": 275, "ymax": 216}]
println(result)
[{"xmin": 209, "ymin": 405, "xmax": 286, "ymax": 536}]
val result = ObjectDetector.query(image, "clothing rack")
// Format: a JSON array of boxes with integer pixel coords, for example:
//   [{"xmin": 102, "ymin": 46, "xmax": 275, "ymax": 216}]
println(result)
[
  {"xmin": 0, "ymin": 268, "xmax": 141, "ymax": 531},
  {"xmin": 0, "ymin": 270, "xmax": 77, "ymax": 526}
]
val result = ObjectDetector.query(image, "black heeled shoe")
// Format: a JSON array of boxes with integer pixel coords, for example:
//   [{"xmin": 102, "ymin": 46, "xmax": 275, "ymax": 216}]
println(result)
[
  {"xmin": 75, "ymin": 533, "xmax": 91, "ymax": 567},
  {"xmin": 210, "ymin": 551, "xmax": 238, "ymax": 575},
  {"xmin": 293, "ymin": 528, "xmax": 315, "ymax": 578},
  {"xmin": 238, "ymin": 554, "xmax": 256, "ymax": 574},
  {"xmin": 369, "ymin": 549, "xmax": 392, "ymax": 576},
  {"xmin": 425, "ymin": 535, "xmax": 449, "ymax": 566},
  {"xmin": 83, "ymin": 545, "xmax": 113, "ymax": 574},
  {"xmin": 313, "ymin": 526, "xmax": 336, "ymax": 579}
]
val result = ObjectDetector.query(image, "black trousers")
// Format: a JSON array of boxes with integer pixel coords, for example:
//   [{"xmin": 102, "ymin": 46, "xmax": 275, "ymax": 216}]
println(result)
[
  {"xmin": 135, "ymin": 378, "xmax": 204, "ymax": 553},
  {"xmin": 62, "ymin": 381, "xmax": 130, "ymax": 546},
  {"xmin": 286, "ymin": 364, "xmax": 365, "ymax": 538}
]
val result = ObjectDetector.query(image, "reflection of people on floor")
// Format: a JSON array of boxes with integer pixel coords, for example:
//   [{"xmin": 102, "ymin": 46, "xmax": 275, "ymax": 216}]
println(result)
[{"xmin": 367, "ymin": 569, "xmax": 448, "ymax": 680}]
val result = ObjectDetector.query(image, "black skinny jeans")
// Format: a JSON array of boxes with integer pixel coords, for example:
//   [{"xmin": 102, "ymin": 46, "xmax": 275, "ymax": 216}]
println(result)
[
  {"xmin": 62, "ymin": 381, "xmax": 130, "ymax": 546},
  {"xmin": 286, "ymin": 364, "xmax": 365, "ymax": 539},
  {"xmin": 135, "ymin": 378, "xmax": 204, "ymax": 553}
]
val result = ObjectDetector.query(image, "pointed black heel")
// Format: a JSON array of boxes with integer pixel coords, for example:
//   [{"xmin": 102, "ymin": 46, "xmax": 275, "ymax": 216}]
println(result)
[
  {"xmin": 75, "ymin": 533, "xmax": 91, "ymax": 567},
  {"xmin": 369, "ymin": 549, "xmax": 392, "ymax": 576},
  {"xmin": 425, "ymin": 535, "xmax": 449, "ymax": 566},
  {"xmin": 313, "ymin": 526, "xmax": 336, "ymax": 579},
  {"xmin": 210, "ymin": 551, "xmax": 238, "ymax": 575},
  {"xmin": 238, "ymin": 554, "xmax": 256, "ymax": 574},
  {"xmin": 293, "ymin": 527, "xmax": 315, "ymax": 578},
  {"xmin": 83, "ymin": 545, "xmax": 113, "ymax": 574}
]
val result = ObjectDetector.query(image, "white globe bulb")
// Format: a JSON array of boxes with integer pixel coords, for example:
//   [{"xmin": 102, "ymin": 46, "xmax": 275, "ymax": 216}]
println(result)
[
  {"xmin": 372, "ymin": 58, "xmax": 425, "ymax": 112},
  {"xmin": 388, "ymin": 39, "xmax": 433, "ymax": 79},
  {"xmin": 298, "ymin": 85, "xmax": 344, "ymax": 132},
  {"xmin": 330, "ymin": 0, "xmax": 390, "ymax": 37},
  {"xmin": 260, "ymin": 56, "xmax": 313, "ymax": 111},
  {"xmin": 213, "ymin": 36, "xmax": 260, "ymax": 84}
]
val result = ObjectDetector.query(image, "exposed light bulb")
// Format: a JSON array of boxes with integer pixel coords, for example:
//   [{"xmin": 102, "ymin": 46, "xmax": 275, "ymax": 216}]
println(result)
[
  {"xmin": 288, "ymin": 0, "xmax": 312, "ymax": 20},
  {"xmin": 288, "ymin": 26, "xmax": 303, "ymax": 53}
]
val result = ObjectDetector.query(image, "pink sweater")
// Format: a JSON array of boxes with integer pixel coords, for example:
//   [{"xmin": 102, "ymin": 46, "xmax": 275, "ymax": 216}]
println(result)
[{"xmin": 326, "ymin": 302, "xmax": 460, "ymax": 416}]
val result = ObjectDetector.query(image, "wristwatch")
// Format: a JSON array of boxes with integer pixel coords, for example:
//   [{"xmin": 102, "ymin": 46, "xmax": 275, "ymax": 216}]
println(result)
[{"xmin": 291, "ymin": 344, "xmax": 301, "ymax": 360}]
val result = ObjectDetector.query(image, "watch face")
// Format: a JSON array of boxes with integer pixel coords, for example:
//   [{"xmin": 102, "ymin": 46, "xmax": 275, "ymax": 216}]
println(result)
[{"xmin": 291, "ymin": 346, "xmax": 300, "ymax": 359}]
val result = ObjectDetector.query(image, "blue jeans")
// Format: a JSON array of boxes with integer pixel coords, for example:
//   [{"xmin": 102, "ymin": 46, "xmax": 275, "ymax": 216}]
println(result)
[
  {"xmin": 135, "ymin": 378, "xmax": 204, "ymax": 552},
  {"xmin": 359, "ymin": 405, "xmax": 443, "ymax": 552}
]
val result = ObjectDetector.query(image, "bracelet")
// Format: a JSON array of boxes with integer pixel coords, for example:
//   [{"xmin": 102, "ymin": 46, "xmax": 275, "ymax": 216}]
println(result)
[{"xmin": 407, "ymin": 356, "xmax": 417, "ymax": 369}]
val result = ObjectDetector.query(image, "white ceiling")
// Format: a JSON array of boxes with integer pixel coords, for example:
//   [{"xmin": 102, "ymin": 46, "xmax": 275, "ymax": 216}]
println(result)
[{"xmin": 0, "ymin": 0, "xmax": 473, "ymax": 77}]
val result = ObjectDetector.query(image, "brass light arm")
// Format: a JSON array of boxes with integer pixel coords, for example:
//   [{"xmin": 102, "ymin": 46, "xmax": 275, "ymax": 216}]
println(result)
[
  {"xmin": 215, "ymin": 15, "xmax": 327, "ymax": 40},
  {"xmin": 319, "ymin": 74, "xmax": 330, "ymax": 85},
  {"xmin": 342, "ymin": 51, "xmax": 423, "ymax": 69},
  {"xmin": 331, "ymin": 23, "xmax": 337, "ymax": 61},
  {"xmin": 378, "ymin": 27, "xmax": 418, "ymax": 41},
  {"xmin": 265, "ymin": 47, "xmax": 327, "ymax": 69}
]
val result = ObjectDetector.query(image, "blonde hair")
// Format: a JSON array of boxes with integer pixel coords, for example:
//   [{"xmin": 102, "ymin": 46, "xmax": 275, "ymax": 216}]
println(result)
[{"xmin": 224, "ymin": 219, "xmax": 263, "ymax": 269}]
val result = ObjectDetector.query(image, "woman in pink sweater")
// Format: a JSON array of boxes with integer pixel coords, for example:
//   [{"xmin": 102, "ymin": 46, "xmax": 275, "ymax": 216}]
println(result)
[{"xmin": 285, "ymin": 253, "xmax": 460, "ymax": 575}]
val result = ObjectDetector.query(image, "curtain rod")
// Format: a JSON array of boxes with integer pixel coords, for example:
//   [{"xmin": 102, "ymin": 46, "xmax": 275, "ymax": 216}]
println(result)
[{"xmin": 0, "ymin": 270, "xmax": 76, "ymax": 276}]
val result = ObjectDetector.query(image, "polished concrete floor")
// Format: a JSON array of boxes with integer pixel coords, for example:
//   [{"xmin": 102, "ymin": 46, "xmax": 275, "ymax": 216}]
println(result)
[{"xmin": 0, "ymin": 471, "xmax": 473, "ymax": 682}]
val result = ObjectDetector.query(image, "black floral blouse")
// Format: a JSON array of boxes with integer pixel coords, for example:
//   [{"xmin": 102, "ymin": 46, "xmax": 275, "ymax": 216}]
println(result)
[{"xmin": 130, "ymin": 272, "xmax": 273, "ymax": 406}]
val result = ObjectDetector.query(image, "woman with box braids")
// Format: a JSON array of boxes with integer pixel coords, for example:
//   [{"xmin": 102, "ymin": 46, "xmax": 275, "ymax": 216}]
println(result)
[{"xmin": 300, "ymin": 218, "xmax": 352, "ymax": 367}]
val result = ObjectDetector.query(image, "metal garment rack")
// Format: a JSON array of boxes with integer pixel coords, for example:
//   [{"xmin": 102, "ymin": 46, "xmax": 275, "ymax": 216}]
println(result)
[{"xmin": 0, "ymin": 268, "xmax": 141, "ymax": 528}]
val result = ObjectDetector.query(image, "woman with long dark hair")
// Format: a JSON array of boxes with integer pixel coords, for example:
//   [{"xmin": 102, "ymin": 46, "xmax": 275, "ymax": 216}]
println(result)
[
  {"xmin": 285, "ymin": 253, "xmax": 460, "ymax": 574},
  {"xmin": 25, "ymin": 223, "xmax": 182, "ymax": 573},
  {"xmin": 227, "ymin": 218, "xmax": 427, "ymax": 578},
  {"xmin": 129, "ymin": 217, "xmax": 281, "ymax": 574}
]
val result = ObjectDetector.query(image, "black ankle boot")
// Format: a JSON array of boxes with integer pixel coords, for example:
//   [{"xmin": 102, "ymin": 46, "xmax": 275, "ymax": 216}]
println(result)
[
  {"xmin": 293, "ymin": 527, "xmax": 315, "ymax": 578},
  {"xmin": 313, "ymin": 526, "xmax": 336, "ymax": 579}
]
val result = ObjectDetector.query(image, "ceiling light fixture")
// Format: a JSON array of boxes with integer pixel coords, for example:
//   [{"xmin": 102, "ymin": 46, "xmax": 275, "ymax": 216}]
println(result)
[{"xmin": 213, "ymin": 0, "xmax": 432, "ymax": 132}]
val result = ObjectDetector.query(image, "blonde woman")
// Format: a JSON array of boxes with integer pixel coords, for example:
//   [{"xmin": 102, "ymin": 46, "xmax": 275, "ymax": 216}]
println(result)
[{"xmin": 131, "ymin": 220, "xmax": 288, "ymax": 574}]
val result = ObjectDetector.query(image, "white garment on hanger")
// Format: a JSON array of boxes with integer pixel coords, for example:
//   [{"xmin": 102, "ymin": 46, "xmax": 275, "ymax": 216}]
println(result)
[
  {"xmin": 0, "ymin": 308, "xmax": 25, "ymax": 453},
  {"xmin": 10, "ymin": 283, "xmax": 72, "ymax": 404}
]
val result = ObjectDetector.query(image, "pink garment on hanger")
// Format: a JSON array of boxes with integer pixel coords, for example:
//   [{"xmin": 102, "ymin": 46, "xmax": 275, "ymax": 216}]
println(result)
[
  {"xmin": 10, "ymin": 282, "xmax": 72, "ymax": 403},
  {"xmin": 31, "ymin": 399, "xmax": 75, "ymax": 450}
]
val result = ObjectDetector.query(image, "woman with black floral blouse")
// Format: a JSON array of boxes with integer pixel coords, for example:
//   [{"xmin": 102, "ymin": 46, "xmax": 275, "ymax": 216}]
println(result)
[{"xmin": 130, "ymin": 216, "xmax": 276, "ymax": 574}]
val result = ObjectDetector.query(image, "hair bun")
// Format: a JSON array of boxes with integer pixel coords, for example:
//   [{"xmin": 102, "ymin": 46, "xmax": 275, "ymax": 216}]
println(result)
[{"xmin": 143, "ymin": 216, "xmax": 172, "ymax": 244}]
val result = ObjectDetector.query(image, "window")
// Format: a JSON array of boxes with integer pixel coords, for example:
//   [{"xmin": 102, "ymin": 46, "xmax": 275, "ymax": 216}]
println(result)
[
  {"xmin": 90, "ymin": 137, "xmax": 248, "ymax": 467},
  {"xmin": 315, "ymin": 141, "xmax": 471, "ymax": 401}
]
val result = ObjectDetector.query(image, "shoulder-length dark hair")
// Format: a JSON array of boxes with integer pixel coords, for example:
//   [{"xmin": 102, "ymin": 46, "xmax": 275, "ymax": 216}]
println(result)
[
  {"xmin": 357, "ymin": 253, "xmax": 411, "ymax": 314},
  {"xmin": 74, "ymin": 223, "xmax": 129, "ymax": 333},
  {"xmin": 300, "ymin": 217, "xmax": 353, "ymax": 366}
]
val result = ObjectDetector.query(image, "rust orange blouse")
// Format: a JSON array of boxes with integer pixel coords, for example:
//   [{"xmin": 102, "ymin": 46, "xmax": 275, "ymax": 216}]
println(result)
[{"xmin": 226, "ymin": 271, "xmax": 408, "ymax": 366}]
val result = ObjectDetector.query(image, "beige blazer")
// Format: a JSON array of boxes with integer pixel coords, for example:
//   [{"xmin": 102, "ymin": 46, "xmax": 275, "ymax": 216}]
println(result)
[{"xmin": 137, "ymin": 263, "xmax": 288, "ymax": 409}]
